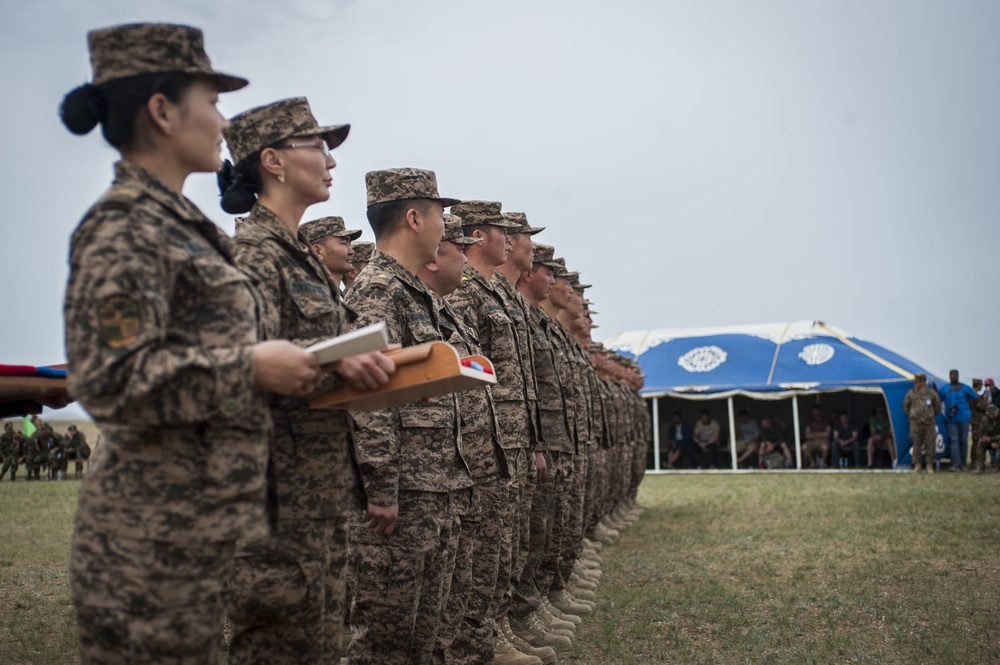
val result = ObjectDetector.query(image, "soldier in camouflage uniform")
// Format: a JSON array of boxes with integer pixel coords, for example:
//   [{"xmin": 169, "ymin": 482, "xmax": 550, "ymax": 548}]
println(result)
[
  {"xmin": 65, "ymin": 425, "xmax": 91, "ymax": 479},
  {"xmin": 345, "ymin": 169, "xmax": 474, "ymax": 665},
  {"xmin": 345, "ymin": 240, "xmax": 375, "ymax": 292},
  {"xmin": 220, "ymin": 98, "xmax": 395, "ymax": 663},
  {"xmin": 0, "ymin": 422, "xmax": 17, "ymax": 482},
  {"xmin": 903, "ymin": 373, "xmax": 942, "ymax": 473},
  {"xmin": 973, "ymin": 404, "xmax": 1000, "ymax": 473},
  {"xmin": 516, "ymin": 241, "xmax": 587, "ymax": 642},
  {"xmin": 418, "ymin": 217, "xmax": 541, "ymax": 664},
  {"xmin": 446, "ymin": 202, "xmax": 568, "ymax": 658},
  {"xmin": 300, "ymin": 215, "xmax": 362, "ymax": 291},
  {"xmin": 60, "ymin": 24, "xmax": 323, "ymax": 664}
]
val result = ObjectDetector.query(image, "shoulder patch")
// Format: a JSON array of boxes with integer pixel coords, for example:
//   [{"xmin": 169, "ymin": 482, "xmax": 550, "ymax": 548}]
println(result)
[{"xmin": 97, "ymin": 295, "xmax": 143, "ymax": 348}]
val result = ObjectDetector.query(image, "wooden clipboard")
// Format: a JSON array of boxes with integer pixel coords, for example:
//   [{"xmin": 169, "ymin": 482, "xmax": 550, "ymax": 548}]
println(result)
[
  {"xmin": 0, "ymin": 364, "xmax": 69, "ymax": 403},
  {"xmin": 310, "ymin": 342, "xmax": 496, "ymax": 411}
]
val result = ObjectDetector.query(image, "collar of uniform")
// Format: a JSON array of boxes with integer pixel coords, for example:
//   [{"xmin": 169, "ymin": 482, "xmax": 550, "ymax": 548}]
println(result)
[
  {"xmin": 113, "ymin": 160, "xmax": 210, "ymax": 225},
  {"xmin": 462, "ymin": 263, "xmax": 501, "ymax": 294},
  {"xmin": 242, "ymin": 203, "xmax": 312, "ymax": 257},
  {"xmin": 369, "ymin": 250, "xmax": 436, "ymax": 301}
]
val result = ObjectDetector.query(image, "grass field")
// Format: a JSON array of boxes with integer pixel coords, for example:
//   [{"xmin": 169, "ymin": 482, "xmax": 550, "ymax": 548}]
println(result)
[{"xmin": 2, "ymin": 473, "xmax": 998, "ymax": 664}]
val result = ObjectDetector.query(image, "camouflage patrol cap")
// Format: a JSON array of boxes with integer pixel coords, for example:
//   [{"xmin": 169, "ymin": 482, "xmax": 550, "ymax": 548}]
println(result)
[
  {"xmin": 570, "ymin": 274, "xmax": 591, "ymax": 290},
  {"xmin": 365, "ymin": 168, "xmax": 460, "ymax": 208},
  {"xmin": 532, "ymin": 243, "xmax": 561, "ymax": 269},
  {"xmin": 502, "ymin": 212, "xmax": 544, "ymax": 235},
  {"xmin": 987, "ymin": 404, "xmax": 999, "ymax": 415},
  {"xmin": 299, "ymin": 216, "xmax": 362, "ymax": 245},
  {"xmin": 914, "ymin": 372, "xmax": 927, "ymax": 382},
  {"xmin": 351, "ymin": 240, "xmax": 375, "ymax": 263},
  {"xmin": 88, "ymin": 23, "xmax": 247, "ymax": 92},
  {"xmin": 552, "ymin": 258, "xmax": 577, "ymax": 280},
  {"xmin": 443, "ymin": 214, "xmax": 483, "ymax": 245},
  {"xmin": 225, "ymin": 97, "xmax": 349, "ymax": 166},
  {"xmin": 451, "ymin": 201, "xmax": 516, "ymax": 228}
]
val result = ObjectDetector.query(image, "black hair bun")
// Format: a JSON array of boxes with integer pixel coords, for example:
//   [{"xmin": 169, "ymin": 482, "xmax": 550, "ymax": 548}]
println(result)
[
  {"xmin": 218, "ymin": 159, "xmax": 257, "ymax": 215},
  {"xmin": 60, "ymin": 84, "xmax": 103, "ymax": 135}
]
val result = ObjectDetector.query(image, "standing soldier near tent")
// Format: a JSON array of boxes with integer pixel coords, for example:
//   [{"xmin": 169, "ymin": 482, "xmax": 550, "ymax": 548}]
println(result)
[
  {"xmin": 972, "ymin": 404, "xmax": 1000, "ymax": 474},
  {"xmin": 0, "ymin": 422, "xmax": 18, "ymax": 482},
  {"xmin": 903, "ymin": 373, "xmax": 941, "ymax": 473}
]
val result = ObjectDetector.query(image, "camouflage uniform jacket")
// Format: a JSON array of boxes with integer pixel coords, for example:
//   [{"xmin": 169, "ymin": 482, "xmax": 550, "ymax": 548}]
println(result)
[
  {"xmin": 345, "ymin": 252, "xmax": 472, "ymax": 506},
  {"xmin": 615, "ymin": 380, "xmax": 636, "ymax": 445},
  {"xmin": 597, "ymin": 375, "xmax": 621, "ymax": 448},
  {"xmin": 0, "ymin": 432, "xmax": 13, "ymax": 461},
  {"xmin": 978, "ymin": 414, "xmax": 1000, "ymax": 445},
  {"xmin": 234, "ymin": 203, "xmax": 360, "ymax": 520},
  {"xmin": 903, "ymin": 386, "xmax": 941, "ymax": 425},
  {"xmin": 526, "ymin": 305, "xmax": 573, "ymax": 454},
  {"xmin": 438, "ymin": 295, "xmax": 506, "ymax": 478},
  {"xmin": 571, "ymin": 341, "xmax": 598, "ymax": 446},
  {"xmin": 446, "ymin": 265, "xmax": 533, "ymax": 452},
  {"xmin": 492, "ymin": 272, "xmax": 540, "ymax": 442},
  {"xmin": 546, "ymin": 318, "xmax": 583, "ymax": 451},
  {"xmin": 64, "ymin": 160, "xmax": 271, "ymax": 543}
]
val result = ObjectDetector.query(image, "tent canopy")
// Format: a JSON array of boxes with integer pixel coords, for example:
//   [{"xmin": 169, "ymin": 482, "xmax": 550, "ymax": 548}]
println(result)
[
  {"xmin": 604, "ymin": 320, "xmax": 940, "ymax": 467},
  {"xmin": 604, "ymin": 320, "xmax": 935, "ymax": 395}
]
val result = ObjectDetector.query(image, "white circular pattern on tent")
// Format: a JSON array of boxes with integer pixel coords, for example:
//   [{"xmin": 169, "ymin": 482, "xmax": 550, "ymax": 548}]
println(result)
[
  {"xmin": 798, "ymin": 343, "xmax": 835, "ymax": 366},
  {"xmin": 678, "ymin": 345, "xmax": 727, "ymax": 373}
]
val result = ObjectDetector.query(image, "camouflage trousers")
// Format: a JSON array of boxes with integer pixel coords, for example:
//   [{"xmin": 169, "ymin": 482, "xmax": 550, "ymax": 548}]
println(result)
[
  {"xmin": 514, "ymin": 450, "xmax": 560, "ymax": 618},
  {"xmin": 910, "ymin": 421, "xmax": 937, "ymax": 465},
  {"xmin": 501, "ymin": 448, "xmax": 536, "ymax": 620},
  {"xmin": 583, "ymin": 444, "xmax": 603, "ymax": 534},
  {"xmin": 227, "ymin": 516, "xmax": 349, "ymax": 664},
  {"xmin": 494, "ymin": 449, "xmax": 522, "ymax": 624},
  {"xmin": 0, "ymin": 458, "xmax": 17, "ymax": 481},
  {"xmin": 558, "ymin": 445, "xmax": 589, "ymax": 585},
  {"xmin": 348, "ymin": 489, "xmax": 467, "ymax": 665},
  {"xmin": 630, "ymin": 440, "xmax": 647, "ymax": 501},
  {"xmin": 70, "ymin": 519, "xmax": 233, "ymax": 665},
  {"xmin": 538, "ymin": 452, "xmax": 575, "ymax": 596},
  {"xmin": 436, "ymin": 474, "xmax": 508, "ymax": 665}
]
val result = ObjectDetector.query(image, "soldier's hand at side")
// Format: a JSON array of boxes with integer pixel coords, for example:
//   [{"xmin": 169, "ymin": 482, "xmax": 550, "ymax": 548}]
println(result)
[
  {"xmin": 330, "ymin": 351, "xmax": 396, "ymax": 391},
  {"xmin": 363, "ymin": 503, "xmax": 398, "ymax": 536},
  {"xmin": 251, "ymin": 340, "xmax": 321, "ymax": 397},
  {"xmin": 534, "ymin": 451, "xmax": 547, "ymax": 480}
]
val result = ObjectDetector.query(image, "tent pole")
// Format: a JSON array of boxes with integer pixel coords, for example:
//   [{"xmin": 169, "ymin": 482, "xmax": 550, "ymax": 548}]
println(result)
[
  {"xmin": 727, "ymin": 396, "xmax": 738, "ymax": 470},
  {"xmin": 792, "ymin": 396, "xmax": 802, "ymax": 470},
  {"xmin": 651, "ymin": 396, "xmax": 661, "ymax": 471}
]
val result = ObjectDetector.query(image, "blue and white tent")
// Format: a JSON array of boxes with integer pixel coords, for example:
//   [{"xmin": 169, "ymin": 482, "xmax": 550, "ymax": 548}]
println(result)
[{"xmin": 604, "ymin": 320, "xmax": 941, "ymax": 470}]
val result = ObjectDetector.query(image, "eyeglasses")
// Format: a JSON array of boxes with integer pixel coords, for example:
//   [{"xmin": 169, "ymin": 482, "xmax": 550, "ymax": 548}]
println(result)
[{"xmin": 274, "ymin": 140, "xmax": 331, "ymax": 157}]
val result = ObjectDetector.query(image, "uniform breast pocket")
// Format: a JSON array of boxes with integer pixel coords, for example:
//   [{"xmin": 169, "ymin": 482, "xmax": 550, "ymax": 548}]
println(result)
[
  {"xmin": 485, "ymin": 311, "xmax": 517, "ymax": 362},
  {"xmin": 189, "ymin": 257, "xmax": 259, "ymax": 346},
  {"xmin": 291, "ymin": 290, "xmax": 337, "ymax": 321},
  {"xmin": 405, "ymin": 313, "xmax": 441, "ymax": 345}
]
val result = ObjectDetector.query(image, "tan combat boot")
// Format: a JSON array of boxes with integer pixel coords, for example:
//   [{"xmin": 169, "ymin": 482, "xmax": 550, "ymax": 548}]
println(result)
[
  {"xmin": 493, "ymin": 629, "xmax": 544, "ymax": 665},
  {"xmin": 912, "ymin": 460, "xmax": 922, "ymax": 472},
  {"xmin": 926, "ymin": 456, "xmax": 936, "ymax": 474},
  {"xmin": 501, "ymin": 616, "xmax": 556, "ymax": 664},
  {"xmin": 550, "ymin": 589, "xmax": 593, "ymax": 614},
  {"xmin": 542, "ymin": 596, "xmax": 581, "ymax": 626},
  {"xmin": 511, "ymin": 613, "xmax": 572, "ymax": 649},
  {"xmin": 532, "ymin": 608, "xmax": 576, "ymax": 636}
]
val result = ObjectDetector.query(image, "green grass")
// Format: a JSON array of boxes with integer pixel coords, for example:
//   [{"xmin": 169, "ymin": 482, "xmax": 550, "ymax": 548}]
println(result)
[
  {"xmin": 0, "ymin": 481, "xmax": 79, "ymax": 665},
  {"xmin": 565, "ymin": 474, "xmax": 1000, "ymax": 664},
  {"xmin": 2, "ymin": 474, "xmax": 999, "ymax": 663}
]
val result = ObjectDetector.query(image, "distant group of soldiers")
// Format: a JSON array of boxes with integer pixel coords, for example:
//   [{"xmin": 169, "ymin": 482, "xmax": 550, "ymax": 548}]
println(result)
[{"xmin": 0, "ymin": 420, "xmax": 91, "ymax": 482}]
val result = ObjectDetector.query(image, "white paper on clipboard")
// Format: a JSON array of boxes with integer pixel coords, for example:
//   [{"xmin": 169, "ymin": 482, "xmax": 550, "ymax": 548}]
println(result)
[{"xmin": 306, "ymin": 322, "xmax": 389, "ymax": 365}]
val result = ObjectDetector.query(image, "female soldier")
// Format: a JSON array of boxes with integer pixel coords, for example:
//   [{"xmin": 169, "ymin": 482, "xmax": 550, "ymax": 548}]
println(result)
[
  {"xmin": 218, "ymin": 97, "xmax": 395, "ymax": 663},
  {"xmin": 60, "ymin": 24, "xmax": 322, "ymax": 663}
]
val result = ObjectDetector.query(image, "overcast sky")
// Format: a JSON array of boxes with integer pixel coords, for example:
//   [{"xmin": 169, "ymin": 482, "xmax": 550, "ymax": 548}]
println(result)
[{"xmin": 2, "ymin": 0, "xmax": 998, "ymax": 419}]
